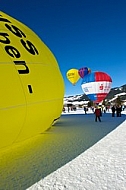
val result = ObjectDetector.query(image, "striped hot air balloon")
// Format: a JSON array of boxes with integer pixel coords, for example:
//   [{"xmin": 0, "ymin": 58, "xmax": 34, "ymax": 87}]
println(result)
[{"xmin": 81, "ymin": 71, "xmax": 112, "ymax": 103}]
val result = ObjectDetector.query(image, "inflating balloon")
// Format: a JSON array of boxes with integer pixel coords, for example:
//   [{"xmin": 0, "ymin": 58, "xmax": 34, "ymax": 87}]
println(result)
[
  {"xmin": 81, "ymin": 71, "xmax": 112, "ymax": 103},
  {"xmin": 0, "ymin": 11, "xmax": 64, "ymax": 149},
  {"xmin": 78, "ymin": 67, "xmax": 89, "ymax": 78},
  {"xmin": 66, "ymin": 68, "xmax": 80, "ymax": 85}
]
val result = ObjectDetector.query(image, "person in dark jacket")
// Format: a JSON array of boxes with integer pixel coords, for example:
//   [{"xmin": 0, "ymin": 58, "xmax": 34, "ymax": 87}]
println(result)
[
  {"xmin": 111, "ymin": 106, "xmax": 116, "ymax": 117},
  {"xmin": 94, "ymin": 107, "xmax": 101, "ymax": 122},
  {"xmin": 116, "ymin": 105, "xmax": 122, "ymax": 117},
  {"xmin": 84, "ymin": 106, "xmax": 87, "ymax": 114}
]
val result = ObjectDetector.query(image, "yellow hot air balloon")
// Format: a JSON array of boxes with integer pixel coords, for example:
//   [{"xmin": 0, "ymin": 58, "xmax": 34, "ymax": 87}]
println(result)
[
  {"xmin": 0, "ymin": 11, "xmax": 64, "ymax": 149},
  {"xmin": 66, "ymin": 69, "xmax": 80, "ymax": 85}
]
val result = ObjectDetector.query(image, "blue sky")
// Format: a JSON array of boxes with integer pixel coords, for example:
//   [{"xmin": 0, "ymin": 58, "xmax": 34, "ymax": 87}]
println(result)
[{"xmin": 1, "ymin": 0, "xmax": 126, "ymax": 96}]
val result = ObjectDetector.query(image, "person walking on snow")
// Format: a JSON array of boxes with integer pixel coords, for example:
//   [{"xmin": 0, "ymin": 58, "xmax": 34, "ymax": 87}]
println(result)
[
  {"xmin": 94, "ymin": 107, "xmax": 101, "ymax": 122},
  {"xmin": 84, "ymin": 106, "xmax": 87, "ymax": 114},
  {"xmin": 111, "ymin": 105, "xmax": 115, "ymax": 117}
]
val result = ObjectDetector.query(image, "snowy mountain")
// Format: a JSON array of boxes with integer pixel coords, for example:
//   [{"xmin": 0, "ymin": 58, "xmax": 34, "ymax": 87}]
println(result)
[
  {"xmin": 106, "ymin": 84, "xmax": 126, "ymax": 101},
  {"xmin": 64, "ymin": 84, "xmax": 126, "ymax": 105}
]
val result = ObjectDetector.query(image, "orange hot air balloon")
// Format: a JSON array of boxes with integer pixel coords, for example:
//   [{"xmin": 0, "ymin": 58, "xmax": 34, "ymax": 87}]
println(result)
[{"xmin": 66, "ymin": 69, "xmax": 80, "ymax": 85}]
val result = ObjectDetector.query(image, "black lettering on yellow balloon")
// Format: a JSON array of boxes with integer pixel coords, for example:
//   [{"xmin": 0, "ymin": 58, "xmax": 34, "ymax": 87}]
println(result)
[
  {"xmin": 0, "ymin": 15, "xmax": 11, "ymax": 23},
  {"xmin": 28, "ymin": 85, "xmax": 33, "ymax": 93},
  {"xmin": 5, "ymin": 45, "xmax": 20, "ymax": 58},
  {"xmin": 68, "ymin": 73, "xmax": 74, "ymax": 76},
  {"xmin": 0, "ymin": 32, "xmax": 10, "ymax": 44},
  {"xmin": 14, "ymin": 60, "xmax": 29, "ymax": 74},
  {"xmin": 20, "ymin": 39, "xmax": 39, "ymax": 55},
  {"xmin": 0, "ymin": 15, "xmax": 39, "ymax": 57},
  {"xmin": 5, "ymin": 24, "xmax": 26, "ymax": 38},
  {"xmin": 0, "ymin": 14, "xmax": 37, "ymax": 93}
]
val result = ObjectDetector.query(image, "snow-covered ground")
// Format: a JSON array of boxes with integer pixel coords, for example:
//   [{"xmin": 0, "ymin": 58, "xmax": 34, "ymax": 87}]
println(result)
[{"xmin": 27, "ymin": 109, "xmax": 126, "ymax": 190}]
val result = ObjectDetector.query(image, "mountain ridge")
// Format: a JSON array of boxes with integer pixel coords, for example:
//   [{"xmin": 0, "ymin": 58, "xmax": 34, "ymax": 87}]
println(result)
[{"xmin": 65, "ymin": 84, "xmax": 126, "ymax": 103}]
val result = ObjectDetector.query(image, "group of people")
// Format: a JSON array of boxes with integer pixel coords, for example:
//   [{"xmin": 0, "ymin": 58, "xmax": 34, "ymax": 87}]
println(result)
[
  {"xmin": 83, "ymin": 105, "xmax": 102, "ymax": 122},
  {"xmin": 94, "ymin": 104, "xmax": 123, "ymax": 122},
  {"xmin": 111, "ymin": 105, "xmax": 122, "ymax": 117},
  {"xmin": 63, "ymin": 104, "xmax": 124, "ymax": 122}
]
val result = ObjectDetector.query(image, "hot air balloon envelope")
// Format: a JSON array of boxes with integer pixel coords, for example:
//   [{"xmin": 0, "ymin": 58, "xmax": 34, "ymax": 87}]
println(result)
[
  {"xmin": 66, "ymin": 69, "xmax": 80, "ymax": 85},
  {"xmin": 81, "ymin": 71, "xmax": 112, "ymax": 103},
  {"xmin": 0, "ymin": 11, "xmax": 64, "ymax": 149},
  {"xmin": 78, "ymin": 67, "xmax": 89, "ymax": 78}
]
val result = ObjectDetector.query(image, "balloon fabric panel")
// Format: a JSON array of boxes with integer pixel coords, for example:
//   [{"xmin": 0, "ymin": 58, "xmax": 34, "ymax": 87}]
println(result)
[
  {"xmin": 81, "ymin": 72, "xmax": 95, "ymax": 83},
  {"xmin": 95, "ymin": 72, "xmax": 112, "ymax": 82}
]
